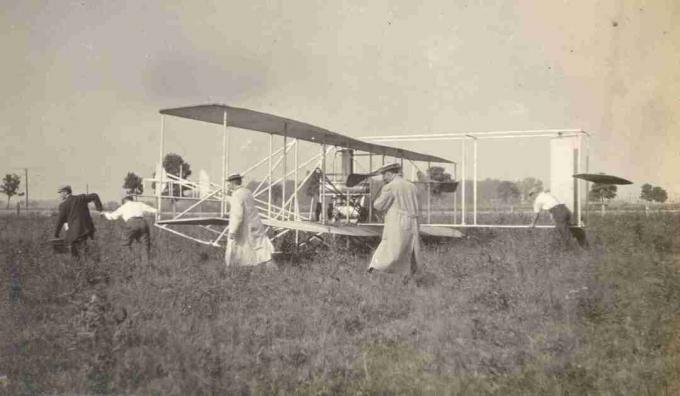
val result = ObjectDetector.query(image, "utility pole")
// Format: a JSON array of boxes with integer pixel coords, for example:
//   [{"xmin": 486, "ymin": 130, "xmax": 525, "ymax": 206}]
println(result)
[{"xmin": 24, "ymin": 168, "xmax": 28, "ymax": 208}]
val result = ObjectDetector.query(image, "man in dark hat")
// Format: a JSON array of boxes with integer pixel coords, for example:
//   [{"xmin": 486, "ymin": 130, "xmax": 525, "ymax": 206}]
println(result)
[
  {"xmin": 225, "ymin": 174, "xmax": 273, "ymax": 267},
  {"xmin": 368, "ymin": 163, "xmax": 422, "ymax": 278},
  {"xmin": 54, "ymin": 185, "xmax": 104, "ymax": 258}
]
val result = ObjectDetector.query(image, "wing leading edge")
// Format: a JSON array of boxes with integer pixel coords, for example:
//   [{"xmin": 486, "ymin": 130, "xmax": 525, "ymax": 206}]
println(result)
[
  {"xmin": 159, "ymin": 104, "xmax": 452, "ymax": 164},
  {"xmin": 157, "ymin": 217, "xmax": 463, "ymax": 238}
]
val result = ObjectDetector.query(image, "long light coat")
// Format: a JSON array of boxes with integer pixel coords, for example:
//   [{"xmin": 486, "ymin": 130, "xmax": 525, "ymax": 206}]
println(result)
[
  {"xmin": 369, "ymin": 176, "xmax": 422, "ymax": 273},
  {"xmin": 225, "ymin": 187, "xmax": 274, "ymax": 266}
]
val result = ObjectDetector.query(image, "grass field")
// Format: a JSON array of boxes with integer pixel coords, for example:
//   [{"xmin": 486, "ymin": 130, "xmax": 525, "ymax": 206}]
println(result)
[{"xmin": 1, "ymin": 212, "xmax": 679, "ymax": 395}]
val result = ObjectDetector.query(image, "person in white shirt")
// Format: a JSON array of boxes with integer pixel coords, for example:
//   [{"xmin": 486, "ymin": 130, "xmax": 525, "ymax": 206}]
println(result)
[
  {"xmin": 225, "ymin": 174, "xmax": 274, "ymax": 267},
  {"xmin": 102, "ymin": 196, "xmax": 157, "ymax": 261},
  {"xmin": 529, "ymin": 188, "xmax": 573, "ymax": 248}
]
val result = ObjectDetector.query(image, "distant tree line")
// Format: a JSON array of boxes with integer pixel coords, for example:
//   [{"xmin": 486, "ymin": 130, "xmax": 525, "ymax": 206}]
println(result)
[{"xmin": 116, "ymin": 156, "xmax": 673, "ymax": 210}]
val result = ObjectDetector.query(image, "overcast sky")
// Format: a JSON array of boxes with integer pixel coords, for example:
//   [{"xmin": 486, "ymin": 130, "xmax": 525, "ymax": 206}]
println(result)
[{"xmin": 2, "ymin": 0, "xmax": 678, "ymax": 202}]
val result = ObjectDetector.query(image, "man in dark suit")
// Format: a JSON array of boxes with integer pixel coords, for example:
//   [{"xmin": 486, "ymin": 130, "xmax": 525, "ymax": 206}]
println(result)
[{"xmin": 54, "ymin": 185, "xmax": 103, "ymax": 258}]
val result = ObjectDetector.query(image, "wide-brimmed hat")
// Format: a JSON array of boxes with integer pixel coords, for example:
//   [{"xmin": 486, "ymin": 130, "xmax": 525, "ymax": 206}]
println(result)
[
  {"xmin": 226, "ymin": 173, "xmax": 242, "ymax": 182},
  {"xmin": 57, "ymin": 185, "xmax": 72, "ymax": 194},
  {"xmin": 375, "ymin": 163, "xmax": 401, "ymax": 174}
]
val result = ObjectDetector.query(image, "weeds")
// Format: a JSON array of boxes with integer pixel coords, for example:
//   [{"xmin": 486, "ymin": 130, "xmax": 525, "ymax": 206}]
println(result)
[{"xmin": 0, "ymin": 212, "xmax": 678, "ymax": 394}]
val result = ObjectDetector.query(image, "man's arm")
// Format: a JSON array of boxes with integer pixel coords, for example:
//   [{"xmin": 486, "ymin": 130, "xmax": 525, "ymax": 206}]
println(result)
[
  {"xmin": 102, "ymin": 206, "xmax": 123, "ymax": 221},
  {"xmin": 141, "ymin": 202, "xmax": 158, "ymax": 215},
  {"xmin": 373, "ymin": 184, "xmax": 394, "ymax": 212},
  {"xmin": 54, "ymin": 204, "xmax": 67, "ymax": 237},
  {"xmin": 530, "ymin": 212, "xmax": 540, "ymax": 227},
  {"xmin": 85, "ymin": 193, "xmax": 104, "ymax": 211},
  {"xmin": 530, "ymin": 196, "xmax": 542, "ymax": 227}
]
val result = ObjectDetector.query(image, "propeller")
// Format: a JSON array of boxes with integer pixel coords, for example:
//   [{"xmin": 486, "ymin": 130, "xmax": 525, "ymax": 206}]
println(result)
[
  {"xmin": 346, "ymin": 172, "xmax": 377, "ymax": 187},
  {"xmin": 420, "ymin": 180, "xmax": 459, "ymax": 193},
  {"xmin": 573, "ymin": 173, "xmax": 632, "ymax": 185},
  {"xmin": 436, "ymin": 181, "xmax": 459, "ymax": 193}
]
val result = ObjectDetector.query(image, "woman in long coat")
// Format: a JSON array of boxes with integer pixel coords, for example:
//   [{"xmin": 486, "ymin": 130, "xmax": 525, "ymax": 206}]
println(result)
[{"xmin": 368, "ymin": 164, "xmax": 422, "ymax": 274}]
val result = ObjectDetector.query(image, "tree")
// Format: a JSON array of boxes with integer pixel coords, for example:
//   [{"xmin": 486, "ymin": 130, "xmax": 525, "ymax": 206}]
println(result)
[
  {"xmin": 640, "ymin": 184, "xmax": 668, "ymax": 203},
  {"xmin": 518, "ymin": 177, "xmax": 544, "ymax": 202},
  {"xmin": 496, "ymin": 181, "xmax": 520, "ymax": 204},
  {"xmin": 162, "ymin": 153, "xmax": 192, "ymax": 196},
  {"xmin": 589, "ymin": 183, "xmax": 617, "ymax": 215},
  {"xmin": 651, "ymin": 186, "xmax": 668, "ymax": 203},
  {"xmin": 163, "ymin": 153, "xmax": 192, "ymax": 178},
  {"xmin": 123, "ymin": 172, "xmax": 143, "ymax": 195},
  {"xmin": 640, "ymin": 183, "xmax": 654, "ymax": 202},
  {"xmin": 420, "ymin": 166, "xmax": 454, "ymax": 195},
  {"xmin": 304, "ymin": 169, "xmax": 322, "ymax": 198},
  {"xmin": 1, "ymin": 173, "xmax": 21, "ymax": 209},
  {"xmin": 589, "ymin": 183, "xmax": 617, "ymax": 202}
]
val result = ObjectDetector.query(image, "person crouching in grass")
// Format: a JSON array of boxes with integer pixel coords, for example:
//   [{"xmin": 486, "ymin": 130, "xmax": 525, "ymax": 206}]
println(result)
[
  {"xmin": 102, "ymin": 196, "xmax": 157, "ymax": 263},
  {"xmin": 529, "ymin": 187, "xmax": 574, "ymax": 250}
]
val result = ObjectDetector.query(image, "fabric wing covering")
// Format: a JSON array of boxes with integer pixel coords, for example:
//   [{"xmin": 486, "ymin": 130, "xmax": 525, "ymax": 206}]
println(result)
[{"xmin": 160, "ymin": 104, "xmax": 452, "ymax": 164}]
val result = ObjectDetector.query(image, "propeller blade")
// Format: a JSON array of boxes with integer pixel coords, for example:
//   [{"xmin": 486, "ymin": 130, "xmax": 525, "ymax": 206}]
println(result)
[
  {"xmin": 346, "ymin": 173, "xmax": 375, "ymax": 187},
  {"xmin": 573, "ymin": 173, "xmax": 632, "ymax": 185},
  {"xmin": 438, "ymin": 181, "xmax": 459, "ymax": 193},
  {"xmin": 422, "ymin": 180, "xmax": 459, "ymax": 193}
]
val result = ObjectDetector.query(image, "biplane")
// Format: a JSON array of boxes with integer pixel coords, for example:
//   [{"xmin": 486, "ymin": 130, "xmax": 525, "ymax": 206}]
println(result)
[
  {"xmin": 143, "ymin": 104, "xmax": 630, "ymax": 251},
  {"xmin": 144, "ymin": 104, "xmax": 464, "ymax": 249}
]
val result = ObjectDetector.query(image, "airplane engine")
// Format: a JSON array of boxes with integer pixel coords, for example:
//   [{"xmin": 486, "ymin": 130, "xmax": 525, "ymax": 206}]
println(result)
[
  {"xmin": 330, "ymin": 195, "xmax": 369, "ymax": 223},
  {"xmin": 332, "ymin": 205, "xmax": 360, "ymax": 222}
]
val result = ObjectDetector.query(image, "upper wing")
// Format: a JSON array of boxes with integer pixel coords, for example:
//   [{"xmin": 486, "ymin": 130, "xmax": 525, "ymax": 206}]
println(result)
[{"xmin": 160, "ymin": 104, "xmax": 452, "ymax": 164}]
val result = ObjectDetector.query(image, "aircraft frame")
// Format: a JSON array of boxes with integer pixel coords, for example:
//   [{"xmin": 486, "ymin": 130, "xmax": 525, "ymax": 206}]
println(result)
[
  {"xmin": 363, "ymin": 129, "xmax": 592, "ymax": 228},
  {"xmin": 142, "ymin": 104, "xmax": 593, "ymax": 251},
  {"xmin": 143, "ymin": 104, "xmax": 463, "ymax": 249}
]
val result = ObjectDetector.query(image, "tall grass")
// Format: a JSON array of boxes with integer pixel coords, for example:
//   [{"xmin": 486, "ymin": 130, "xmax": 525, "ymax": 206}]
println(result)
[{"xmin": 1, "ymin": 212, "xmax": 678, "ymax": 395}]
